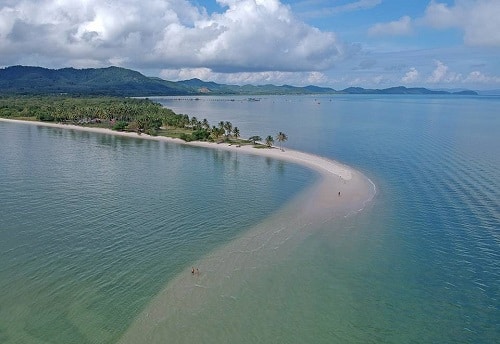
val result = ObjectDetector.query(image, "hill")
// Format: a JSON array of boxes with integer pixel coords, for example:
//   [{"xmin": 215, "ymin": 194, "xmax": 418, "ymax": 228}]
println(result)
[
  {"xmin": 0, "ymin": 65, "xmax": 478, "ymax": 96},
  {"xmin": 0, "ymin": 65, "xmax": 187, "ymax": 96}
]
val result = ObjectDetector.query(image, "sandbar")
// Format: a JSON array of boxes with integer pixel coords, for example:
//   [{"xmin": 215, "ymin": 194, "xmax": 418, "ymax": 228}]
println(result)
[
  {"xmin": 0, "ymin": 118, "xmax": 376, "ymax": 342},
  {"xmin": 0, "ymin": 118, "xmax": 352, "ymax": 180}
]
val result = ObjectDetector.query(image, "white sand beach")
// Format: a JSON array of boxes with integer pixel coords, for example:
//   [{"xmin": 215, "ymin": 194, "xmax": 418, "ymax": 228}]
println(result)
[
  {"xmin": 1, "ymin": 118, "xmax": 376, "ymax": 342},
  {"xmin": 0, "ymin": 118, "xmax": 352, "ymax": 180}
]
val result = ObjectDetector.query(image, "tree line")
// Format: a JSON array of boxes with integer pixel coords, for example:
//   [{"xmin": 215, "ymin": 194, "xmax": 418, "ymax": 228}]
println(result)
[{"xmin": 0, "ymin": 95, "xmax": 287, "ymax": 148}]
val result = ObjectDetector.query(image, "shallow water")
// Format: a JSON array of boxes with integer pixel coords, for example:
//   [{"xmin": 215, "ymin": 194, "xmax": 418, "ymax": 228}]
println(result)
[
  {"xmin": 0, "ymin": 122, "xmax": 313, "ymax": 343},
  {"xmin": 119, "ymin": 161, "xmax": 375, "ymax": 343},
  {"xmin": 155, "ymin": 94, "xmax": 500, "ymax": 343},
  {"xmin": 1, "ymin": 94, "xmax": 500, "ymax": 343}
]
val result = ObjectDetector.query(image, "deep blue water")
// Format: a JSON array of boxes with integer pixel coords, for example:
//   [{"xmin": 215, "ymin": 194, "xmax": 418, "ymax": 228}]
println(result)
[{"xmin": 1, "ymin": 94, "xmax": 499, "ymax": 343}]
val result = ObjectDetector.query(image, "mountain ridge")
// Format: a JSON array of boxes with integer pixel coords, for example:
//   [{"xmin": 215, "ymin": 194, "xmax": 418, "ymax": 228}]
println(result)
[{"xmin": 0, "ymin": 65, "xmax": 478, "ymax": 96}]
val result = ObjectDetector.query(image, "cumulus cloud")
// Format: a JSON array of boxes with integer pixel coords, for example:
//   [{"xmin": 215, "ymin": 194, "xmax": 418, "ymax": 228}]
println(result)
[
  {"xmin": 368, "ymin": 16, "xmax": 413, "ymax": 36},
  {"xmin": 0, "ymin": 0, "xmax": 345, "ymax": 74},
  {"xmin": 422, "ymin": 0, "xmax": 500, "ymax": 47},
  {"xmin": 402, "ymin": 67, "xmax": 419, "ymax": 83},
  {"xmin": 160, "ymin": 67, "xmax": 329, "ymax": 85},
  {"xmin": 464, "ymin": 71, "xmax": 500, "ymax": 83},
  {"xmin": 427, "ymin": 60, "xmax": 461, "ymax": 83}
]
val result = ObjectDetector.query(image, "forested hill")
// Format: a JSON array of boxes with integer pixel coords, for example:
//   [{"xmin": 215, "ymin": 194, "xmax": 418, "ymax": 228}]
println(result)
[
  {"xmin": 0, "ymin": 65, "xmax": 478, "ymax": 96},
  {"xmin": 0, "ymin": 66, "xmax": 188, "ymax": 96}
]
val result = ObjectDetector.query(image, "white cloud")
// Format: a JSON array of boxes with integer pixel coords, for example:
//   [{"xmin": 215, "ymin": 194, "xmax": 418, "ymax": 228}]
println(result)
[
  {"xmin": 0, "ymin": 0, "xmax": 345, "ymax": 73},
  {"xmin": 160, "ymin": 68, "xmax": 215, "ymax": 81},
  {"xmin": 427, "ymin": 60, "xmax": 461, "ymax": 83},
  {"xmin": 402, "ymin": 67, "xmax": 419, "ymax": 83},
  {"xmin": 422, "ymin": 0, "xmax": 500, "ymax": 47},
  {"xmin": 368, "ymin": 16, "xmax": 413, "ymax": 36},
  {"xmin": 464, "ymin": 71, "xmax": 500, "ymax": 83},
  {"xmin": 306, "ymin": 71, "xmax": 328, "ymax": 85},
  {"xmin": 160, "ymin": 67, "xmax": 330, "ymax": 86}
]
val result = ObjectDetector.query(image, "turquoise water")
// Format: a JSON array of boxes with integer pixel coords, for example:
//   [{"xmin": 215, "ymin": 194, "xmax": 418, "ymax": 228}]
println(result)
[
  {"xmin": 0, "ymin": 123, "xmax": 314, "ymax": 343},
  {"xmin": 157, "ymin": 95, "xmax": 500, "ymax": 343},
  {"xmin": 1, "ymin": 94, "xmax": 500, "ymax": 343}
]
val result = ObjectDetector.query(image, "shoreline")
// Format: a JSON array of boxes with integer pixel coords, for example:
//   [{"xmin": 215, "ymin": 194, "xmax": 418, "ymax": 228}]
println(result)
[
  {"xmin": 0, "ymin": 118, "xmax": 356, "ymax": 181},
  {"xmin": 1, "ymin": 117, "xmax": 376, "ymax": 342}
]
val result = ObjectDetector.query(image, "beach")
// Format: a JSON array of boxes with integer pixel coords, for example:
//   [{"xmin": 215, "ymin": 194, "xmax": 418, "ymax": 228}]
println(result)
[
  {"xmin": 0, "ymin": 118, "xmax": 372, "ymax": 216},
  {"xmin": 1, "ymin": 118, "xmax": 376, "ymax": 342}
]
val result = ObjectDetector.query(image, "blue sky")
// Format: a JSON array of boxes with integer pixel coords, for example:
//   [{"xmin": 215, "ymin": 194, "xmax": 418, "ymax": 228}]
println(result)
[{"xmin": 1, "ymin": 0, "xmax": 499, "ymax": 90}]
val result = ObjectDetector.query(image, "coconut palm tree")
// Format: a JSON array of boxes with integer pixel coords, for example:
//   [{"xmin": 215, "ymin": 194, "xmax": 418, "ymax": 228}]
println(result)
[
  {"xmin": 202, "ymin": 118, "xmax": 210, "ymax": 130},
  {"xmin": 190, "ymin": 116, "xmax": 200, "ymax": 129},
  {"xmin": 233, "ymin": 127, "xmax": 240, "ymax": 139},
  {"xmin": 249, "ymin": 135, "xmax": 262, "ymax": 144},
  {"xmin": 265, "ymin": 135, "xmax": 274, "ymax": 147},
  {"xmin": 276, "ymin": 131, "xmax": 288, "ymax": 151},
  {"xmin": 210, "ymin": 125, "xmax": 222, "ymax": 141},
  {"xmin": 224, "ymin": 121, "xmax": 233, "ymax": 138}
]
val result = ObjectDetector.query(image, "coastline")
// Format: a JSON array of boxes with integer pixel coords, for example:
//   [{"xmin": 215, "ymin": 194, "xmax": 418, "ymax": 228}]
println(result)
[
  {"xmin": 0, "ymin": 118, "xmax": 355, "ymax": 180},
  {"xmin": 1, "ymin": 117, "xmax": 376, "ymax": 342}
]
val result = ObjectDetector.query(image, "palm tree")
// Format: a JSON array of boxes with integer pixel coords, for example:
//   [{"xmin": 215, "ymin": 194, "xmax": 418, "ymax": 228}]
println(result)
[
  {"xmin": 224, "ymin": 121, "xmax": 233, "ymax": 138},
  {"xmin": 211, "ymin": 126, "xmax": 225, "ymax": 141},
  {"xmin": 233, "ymin": 127, "xmax": 240, "ymax": 139},
  {"xmin": 265, "ymin": 135, "xmax": 274, "ymax": 147},
  {"xmin": 202, "ymin": 118, "xmax": 210, "ymax": 130},
  {"xmin": 210, "ymin": 126, "xmax": 221, "ymax": 141},
  {"xmin": 276, "ymin": 131, "xmax": 288, "ymax": 151},
  {"xmin": 190, "ymin": 116, "xmax": 199, "ymax": 128},
  {"xmin": 249, "ymin": 135, "xmax": 262, "ymax": 144}
]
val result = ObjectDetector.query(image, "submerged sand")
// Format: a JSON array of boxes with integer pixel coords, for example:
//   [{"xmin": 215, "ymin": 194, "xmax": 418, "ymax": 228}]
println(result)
[{"xmin": 1, "ymin": 118, "xmax": 376, "ymax": 342}]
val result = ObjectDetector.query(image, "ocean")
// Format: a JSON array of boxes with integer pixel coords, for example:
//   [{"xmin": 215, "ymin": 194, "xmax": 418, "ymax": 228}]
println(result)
[{"xmin": 1, "ymin": 94, "xmax": 499, "ymax": 343}]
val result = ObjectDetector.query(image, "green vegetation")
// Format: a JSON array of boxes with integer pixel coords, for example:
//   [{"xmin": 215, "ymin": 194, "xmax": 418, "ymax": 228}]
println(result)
[
  {"xmin": 0, "ymin": 95, "xmax": 285, "ymax": 148},
  {"xmin": 276, "ymin": 132, "xmax": 288, "ymax": 151},
  {"xmin": 265, "ymin": 135, "xmax": 274, "ymax": 147},
  {"xmin": 0, "ymin": 95, "xmax": 181, "ymax": 136},
  {"xmin": 0, "ymin": 65, "xmax": 478, "ymax": 96},
  {"xmin": 248, "ymin": 136, "xmax": 262, "ymax": 144}
]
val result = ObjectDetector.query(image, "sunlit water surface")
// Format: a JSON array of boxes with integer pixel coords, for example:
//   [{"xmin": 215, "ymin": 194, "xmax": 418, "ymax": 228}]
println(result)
[{"xmin": 1, "ymin": 94, "xmax": 499, "ymax": 343}]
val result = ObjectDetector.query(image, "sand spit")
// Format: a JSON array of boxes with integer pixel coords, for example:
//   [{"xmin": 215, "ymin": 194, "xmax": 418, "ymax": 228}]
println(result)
[
  {"xmin": 1, "ymin": 118, "xmax": 376, "ymax": 342},
  {"xmin": 117, "ymin": 156, "xmax": 374, "ymax": 343},
  {"xmin": 0, "ymin": 118, "xmax": 352, "ymax": 180}
]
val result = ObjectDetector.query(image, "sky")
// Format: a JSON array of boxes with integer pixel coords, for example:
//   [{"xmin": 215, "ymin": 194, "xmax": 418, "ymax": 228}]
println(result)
[{"xmin": 1, "ymin": 0, "xmax": 499, "ymax": 90}]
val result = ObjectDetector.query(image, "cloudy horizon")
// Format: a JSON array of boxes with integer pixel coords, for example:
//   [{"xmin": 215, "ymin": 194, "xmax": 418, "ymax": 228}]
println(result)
[{"xmin": 1, "ymin": 0, "xmax": 499, "ymax": 90}]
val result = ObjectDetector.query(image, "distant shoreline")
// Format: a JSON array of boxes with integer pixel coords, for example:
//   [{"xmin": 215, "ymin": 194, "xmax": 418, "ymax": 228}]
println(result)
[{"xmin": 0, "ymin": 65, "xmax": 479, "ymax": 96}]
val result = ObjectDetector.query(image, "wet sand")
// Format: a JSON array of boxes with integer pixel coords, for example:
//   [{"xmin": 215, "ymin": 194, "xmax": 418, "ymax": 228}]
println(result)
[{"xmin": 117, "ymin": 164, "xmax": 374, "ymax": 343}]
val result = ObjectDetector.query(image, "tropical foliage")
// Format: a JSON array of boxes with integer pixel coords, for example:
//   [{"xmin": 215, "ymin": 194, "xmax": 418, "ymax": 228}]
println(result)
[
  {"xmin": 265, "ymin": 135, "xmax": 274, "ymax": 147},
  {"xmin": 0, "ymin": 95, "xmax": 290, "ymax": 148},
  {"xmin": 248, "ymin": 135, "xmax": 262, "ymax": 144},
  {"xmin": 276, "ymin": 131, "xmax": 288, "ymax": 151}
]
